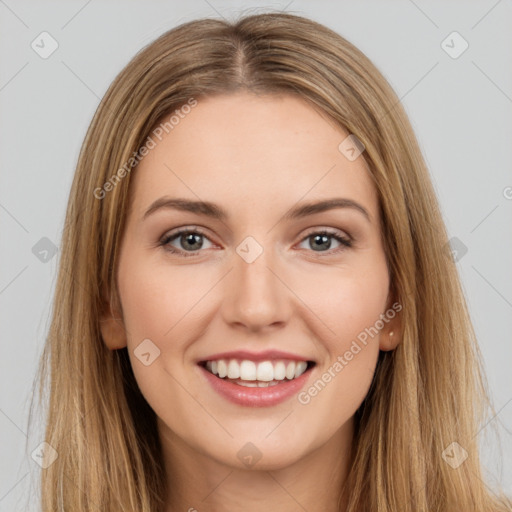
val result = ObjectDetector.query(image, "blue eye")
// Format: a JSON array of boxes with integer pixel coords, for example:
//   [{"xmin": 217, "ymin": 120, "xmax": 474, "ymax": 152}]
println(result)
[
  {"xmin": 159, "ymin": 228, "xmax": 352, "ymax": 258},
  {"xmin": 298, "ymin": 230, "xmax": 352, "ymax": 253},
  {"xmin": 159, "ymin": 228, "xmax": 213, "ymax": 257}
]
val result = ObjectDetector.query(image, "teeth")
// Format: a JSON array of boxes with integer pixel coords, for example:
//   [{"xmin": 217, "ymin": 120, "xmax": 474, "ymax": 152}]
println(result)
[
  {"xmin": 274, "ymin": 361, "xmax": 286, "ymax": 380},
  {"xmin": 217, "ymin": 360, "xmax": 227, "ymax": 378},
  {"xmin": 256, "ymin": 361, "xmax": 274, "ymax": 381},
  {"xmin": 285, "ymin": 362, "xmax": 296, "ymax": 379},
  {"xmin": 204, "ymin": 358, "xmax": 310, "ymax": 382},
  {"xmin": 227, "ymin": 360, "xmax": 240, "ymax": 379},
  {"xmin": 294, "ymin": 361, "xmax": 307, "ymax": 378},
  {"xmin": 240, "ymin": 360, "xmax": 257, "ymax": 380},
  {"xmin": 237, "ymin": 381, "xmax": 259, "ymax": 387}
]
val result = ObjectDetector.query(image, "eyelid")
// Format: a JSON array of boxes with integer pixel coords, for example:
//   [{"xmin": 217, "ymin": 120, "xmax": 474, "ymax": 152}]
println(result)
[{"xmin": 300, "ymin": 226, "xmax": 352, "ymax": 241}]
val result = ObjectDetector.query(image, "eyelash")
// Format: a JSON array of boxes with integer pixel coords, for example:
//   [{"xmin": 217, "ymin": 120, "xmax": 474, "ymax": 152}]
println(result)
[{"xmin": 158, "ymin": 227, "xmax": 353, "ymax": 258}]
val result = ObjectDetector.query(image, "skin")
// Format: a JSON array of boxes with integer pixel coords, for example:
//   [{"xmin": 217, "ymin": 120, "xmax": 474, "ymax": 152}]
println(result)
[{"xmin": 101, "ymin": 92, "xmax": 401, "ymax": 512}]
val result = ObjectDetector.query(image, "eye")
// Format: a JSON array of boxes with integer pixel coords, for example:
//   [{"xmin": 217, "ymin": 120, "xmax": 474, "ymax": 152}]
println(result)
[
  {"xmin": 159, "ymin": 227, "xmax": 352, "ymax": 258},
  {"xmin": 159, "ymin": 228, "xmax": 215, "ymax": 257},
  {"xmin": 297, "ymin": 229, "xmax": 352, "ymax": 255}
]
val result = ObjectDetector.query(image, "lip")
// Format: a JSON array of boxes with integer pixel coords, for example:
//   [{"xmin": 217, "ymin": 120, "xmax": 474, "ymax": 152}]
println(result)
[
  {"xmin": 198, "ymin": 362, "xmax": 315, "ymax": 407},
  {"xmin": 197, "ymin": 349, "xmax": 314, "ymax": 363}
]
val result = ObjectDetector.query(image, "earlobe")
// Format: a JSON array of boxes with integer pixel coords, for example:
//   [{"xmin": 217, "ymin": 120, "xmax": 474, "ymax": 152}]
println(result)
[
  {"xmin": 379, "ymin": 329, "xmax": 400, "ymax": 351},
  {"xmin": 100, "ymin": 304, "xmax": 127, "ymax": 350},
  {"xmin": 379, "ymin": 294, "xmax": 402, "ymax": 351}
]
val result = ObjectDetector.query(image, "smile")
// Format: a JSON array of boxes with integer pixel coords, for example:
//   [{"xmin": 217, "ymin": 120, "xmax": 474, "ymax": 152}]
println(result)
[
  {"xmin": 198, "ymin": 356, "xmax": 316, "ymax": 407},
  {"xmin": 203, "ymin": 358, "xmax": 311, "ymax": 387}
]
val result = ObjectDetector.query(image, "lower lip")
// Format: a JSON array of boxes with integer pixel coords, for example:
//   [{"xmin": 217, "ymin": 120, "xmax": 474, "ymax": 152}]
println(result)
[{"xmin": 199, "ymin": 364, "xmax": 314, "ymax": 408}]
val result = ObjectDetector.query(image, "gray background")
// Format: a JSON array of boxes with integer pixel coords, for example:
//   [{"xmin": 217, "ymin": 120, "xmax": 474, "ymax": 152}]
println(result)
[{"xmin": 1, "ymin": 1, "xmax": 511, "ymax": 510}]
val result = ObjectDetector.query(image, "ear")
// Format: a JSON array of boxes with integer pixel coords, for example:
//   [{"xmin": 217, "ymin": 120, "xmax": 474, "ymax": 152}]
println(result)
[
  {"xmin": 378, "ymin": 298, "xmax": 402, "ymax": 352},
  {"xmin": 100, "ymin": 300, "xmax": 127, "ymax": 350}
]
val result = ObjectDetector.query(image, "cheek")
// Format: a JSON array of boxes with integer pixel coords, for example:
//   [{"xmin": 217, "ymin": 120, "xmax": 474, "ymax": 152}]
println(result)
[
  {"xmin": 116, "ymin": 253, "xmax": 222, "ymax": 403},
  {"xmin": 297, "ymin": 346, "xmax": 379, "ymax": 436},
  {"xmin": 331, "ymin": 278, "xmax": 388, "ymax": 347},
  {"xmin": 118, "ymin": 255, "xmax": 209, "ymax": 345},
  {"xmin": 293, "ymin": 259, "xmax": 388, "ymax": 404},
  {"xmin": 293, "ymin": 258, "xmax": 389, "ymax": 347},
  {"xmin": 117, "ymin": 256, "xmax": 207, "ymax": 414}
]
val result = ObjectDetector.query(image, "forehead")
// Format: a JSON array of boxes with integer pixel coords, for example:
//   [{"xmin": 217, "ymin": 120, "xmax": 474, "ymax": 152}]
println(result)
[{"xmin": 129, "ymin": 92, "xmax": 378, "ymax": 222}]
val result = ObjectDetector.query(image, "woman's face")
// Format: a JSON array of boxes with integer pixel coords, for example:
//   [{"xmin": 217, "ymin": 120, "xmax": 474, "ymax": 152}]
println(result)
[{"xmin": 102, "ymin": 92, "xmax": 398, "ymax": 470}]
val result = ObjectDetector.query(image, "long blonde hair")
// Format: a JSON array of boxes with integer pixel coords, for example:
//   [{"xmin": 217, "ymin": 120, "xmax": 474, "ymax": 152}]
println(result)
[{"xmin": 33, "ymin": 12, "xmax": 511, "ymax": 511}]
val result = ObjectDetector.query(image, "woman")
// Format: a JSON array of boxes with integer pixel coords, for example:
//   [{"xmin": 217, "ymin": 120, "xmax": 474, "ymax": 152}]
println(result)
[{"xmin": 35, "ymin": 11, "xmax": 511, "ymax": 512}]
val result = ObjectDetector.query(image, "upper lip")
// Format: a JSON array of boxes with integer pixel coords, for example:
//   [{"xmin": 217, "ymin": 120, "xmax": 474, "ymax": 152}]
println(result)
[{"xmin": 198, "ymin": 349, "xmax": 315, "ymax": 363}]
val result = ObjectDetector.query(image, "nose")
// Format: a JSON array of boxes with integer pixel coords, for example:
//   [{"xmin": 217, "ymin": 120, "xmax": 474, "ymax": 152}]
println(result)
[{"xmin": 221, "ymin": 243, "xmax": 292, "ymax": 333}]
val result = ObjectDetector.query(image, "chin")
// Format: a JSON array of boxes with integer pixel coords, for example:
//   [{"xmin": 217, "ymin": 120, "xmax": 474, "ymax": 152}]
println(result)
[{"xmin": 205, "ymin": 431, "xmax": 317, "ymax": 471}]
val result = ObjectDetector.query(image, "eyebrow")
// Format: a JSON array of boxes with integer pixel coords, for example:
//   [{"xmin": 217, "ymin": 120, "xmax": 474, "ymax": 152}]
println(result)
[{"xmin": 143, "ymin": 197, "xmax": 371, "ymax": 223}]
